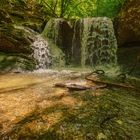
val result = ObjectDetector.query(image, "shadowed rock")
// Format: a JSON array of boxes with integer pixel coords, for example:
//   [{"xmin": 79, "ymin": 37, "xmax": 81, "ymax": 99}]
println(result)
[
  {"xmin": 42, "ymin": 18, "xmax": 73, "ymax": 65},
  {"xmin": 115, "ymin": 0, "xmax": 140, "ymax": 46},
  {"xmin": 0, "ymin": 0, "xmax": 50, "ymax": 71}
]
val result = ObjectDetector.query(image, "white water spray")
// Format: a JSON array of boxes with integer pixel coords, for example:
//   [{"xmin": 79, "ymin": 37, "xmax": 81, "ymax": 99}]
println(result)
[{"xmin": 33, "ymin": 36, "xmax": 51, "ymax": 69}]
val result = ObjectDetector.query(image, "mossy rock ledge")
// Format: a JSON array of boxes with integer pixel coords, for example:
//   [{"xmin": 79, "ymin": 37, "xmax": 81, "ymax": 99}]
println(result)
[
  {"xmin": 0, "ymin": 0, "xmax": 49, "ymax": 72},
  {"xmin": 0, "ymin": 25, "xmax": 37, "ymax": 72},
  {"xmin": 42, "ymin": 18, "xmax": 73, "ymax": 65}
]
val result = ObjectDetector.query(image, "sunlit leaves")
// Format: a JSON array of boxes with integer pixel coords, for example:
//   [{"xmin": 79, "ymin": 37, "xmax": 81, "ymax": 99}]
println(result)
[
  {"xmin": 1, "ymin": 0, "xmax": 124, "ymax": 18},
  {"xmin": 36, "ymin": 0, "xmax": 124, "ymax": 18}
]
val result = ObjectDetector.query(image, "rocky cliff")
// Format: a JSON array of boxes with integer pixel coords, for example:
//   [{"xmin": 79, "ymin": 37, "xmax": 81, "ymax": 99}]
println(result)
[
  {"xmin": 116, "ymin": 0, "xmax": 140, "ymax": 46},
  {"xmin": 0, "ymin": 0, "xmax": 47, "ymax": 71}
]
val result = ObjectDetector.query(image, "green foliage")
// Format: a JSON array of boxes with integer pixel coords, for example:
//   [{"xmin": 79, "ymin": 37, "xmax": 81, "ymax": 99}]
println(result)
[
  {"xmin": 96, "ymin": 0, "xmax": 125, "ymax": 17},
  {"xmin": 1, "ymin": 0, "xmax": 125, "ymax": 19},
  {"xmin": 36, "ymin": 0, "xmax": 125, "ymax": 18}
]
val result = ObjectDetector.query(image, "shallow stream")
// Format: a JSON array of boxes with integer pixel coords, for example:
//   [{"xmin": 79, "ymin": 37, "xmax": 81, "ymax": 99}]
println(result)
[{"xmin": 0, "ymin": 68, "xmax": 140, "ymax": 139}]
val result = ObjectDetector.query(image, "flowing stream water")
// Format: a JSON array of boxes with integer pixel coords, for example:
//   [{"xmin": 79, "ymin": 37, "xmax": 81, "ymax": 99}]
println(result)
[{"xmin": 0, "ymin": 70, "xmax": 90, "ymax": 137}]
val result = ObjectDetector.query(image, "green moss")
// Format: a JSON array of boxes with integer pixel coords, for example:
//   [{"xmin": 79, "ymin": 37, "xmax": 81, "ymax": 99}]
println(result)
[
  {"xmin": 43, "ymin": 38, "xmax": 65, "ymax": 67},
  {"xmin": 6, "ymin": 85, "xmax": 140, "ymax": 140},
  {"xmin": 42, "ymin": 18, "xmax": 64, "ymax": 48},
  {"xmin": 0, "ymin": 53, "xmax": 35, "ymax": 71}
]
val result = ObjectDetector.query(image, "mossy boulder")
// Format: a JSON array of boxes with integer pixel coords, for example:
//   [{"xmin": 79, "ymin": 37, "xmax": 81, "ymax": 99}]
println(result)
[
  {"xmin": 42, "ymin": 18, "xmax": 73, "ymax": 65},
  {"xmin": 0, "ymin": 53, "xmax": 35, "ymax": 72},
  {"xmin": 0, "ymin": 24, "xmax": 32, "ymax": 54},
  {"xmin": 115, "ymin": 0, "xmax": 140, "ymax": 46},
  {"xmin": 0, "ymin": 24, "xmax": 36, "ymax": 71},
  {"xmin": 0, "ymin": 9, "xmax": 13, "ymax": 24}
]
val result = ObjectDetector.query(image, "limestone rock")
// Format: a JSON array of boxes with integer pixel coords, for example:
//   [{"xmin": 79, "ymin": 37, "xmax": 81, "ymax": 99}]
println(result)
[
  {"xmin": 0, "ymin": 24, "xmax": 34, "ymax": 71},
  {"xmin": 42, "ymin": 18, "xmax": 73, "ymax": 65},
  {"xmin": 116, "ymin": 0, "xmax": 140, "ymax": 46},
  {"xmin": 0, "ymin": 0, "xmax": 51, "ymax": 71},
  {"xmin": 0, "ymin": 25, "xmax": 32, "ymax": 54},
  {"xmin": 0, "ymin": 0, "xmax": 47, "ymax": 32}
]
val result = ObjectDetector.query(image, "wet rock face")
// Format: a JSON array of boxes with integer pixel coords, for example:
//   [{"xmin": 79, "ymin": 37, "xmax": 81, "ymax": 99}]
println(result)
[
  {"xmin": 0, "ymin": 25, "xmax": 34, "ymax": 71},
  {"xmin": 0, "ymin": 25, "xmax": 32, "ymax": 54},
  {"xmin": 0, "ymin": 25, "xmax": 52, "ymax": 71},
  {"xmin": 116, "ymin": 0, "xmax": 140, "ymax": 46},
  {"xmin": 42, "ymin": 18, "xmax": 73, "ymax": 65},
  {"xmin": 42, "ymin": 18, "xmax": 117, "ymax": 67},
  {"xmin": 0, "ymin": 0, "xmax": 47, "ymax": 32},
  {"xmin": 0, "ymin": 0, "xmax": 51, "ymax": 71},
  {"xmin": 72, "ymin": 17, "xmax": 118, "ymax": 66},
  {"xmin": 71, "ymin": 20, "xmax": 82, "ymax": 65}
]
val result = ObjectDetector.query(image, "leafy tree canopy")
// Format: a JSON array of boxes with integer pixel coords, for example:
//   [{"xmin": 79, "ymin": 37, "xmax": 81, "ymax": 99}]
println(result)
[
  {"xmin": 36, "ymin": 0, "xmax": 125, "ymax": 18},
  {"xmin": 0, "ymin": 0, "xmax": 125, "ymax": 19}
]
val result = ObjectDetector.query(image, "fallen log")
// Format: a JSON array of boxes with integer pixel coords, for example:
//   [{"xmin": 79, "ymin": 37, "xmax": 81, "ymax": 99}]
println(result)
[
  {"xmin": 85, "ymin": 76, "xmax": 140, "ymax": 92},
  {"xmin": 67, "ymin": 84, "xmax": 91, "ymax": 91},
  {"xmin": 55, "ymin": 83, "xmax": 66, "ymax": 88},
  {"xmin": 55, "ymin": 83, "xmax": 107, "ymax": 91}
]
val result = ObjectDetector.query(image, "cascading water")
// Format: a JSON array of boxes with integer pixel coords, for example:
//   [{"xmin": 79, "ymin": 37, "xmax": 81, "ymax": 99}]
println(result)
[
  {"xmin": 32, "ymin": 35, "xmax": 51, "ymax": 69},
  {"xmin": 42, "ymin": 18, "xmax": 73, "ymax": 65},
  {"xmin": 72, "ymin": 17, "xmax": 118, "ymax": 67},
  {"xmin": 33, "ymin": 17, "xmax": 118, "ymax": 71},
  {"xmin": 13, "ymin": 26, "xmax": 52, "ymax": 70},
  {"xmin": 14, "ymin": 26, "xmax": 52, "ymax": 70}
]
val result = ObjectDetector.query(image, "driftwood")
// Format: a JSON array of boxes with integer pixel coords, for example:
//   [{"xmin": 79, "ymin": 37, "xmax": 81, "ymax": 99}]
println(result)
[
  {"xmin": 55, "ymin": 83, "xmax": 66, "ymax": 88},
  {"xmin": 55, "ymin": 83, "xmax": 107, "ymax": 91},
  {"xmin": 85, "ymin": 76, "xmax": 140, "ymax": 92}
]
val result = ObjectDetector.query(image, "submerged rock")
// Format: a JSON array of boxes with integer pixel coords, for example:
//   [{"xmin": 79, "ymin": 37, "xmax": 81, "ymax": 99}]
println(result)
[{"xmin": 72, "ymin": 17, "xmax": 118, "ymax": 67}]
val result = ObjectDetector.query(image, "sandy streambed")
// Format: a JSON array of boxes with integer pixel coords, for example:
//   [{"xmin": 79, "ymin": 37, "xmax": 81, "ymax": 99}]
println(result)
[
  {"xmin": 0, "ymin": 70, "xmax": 90, "ymax": 137},
  {"xmin": 0, "ymin": 70, "xmax": 140, "ymax": 140}
]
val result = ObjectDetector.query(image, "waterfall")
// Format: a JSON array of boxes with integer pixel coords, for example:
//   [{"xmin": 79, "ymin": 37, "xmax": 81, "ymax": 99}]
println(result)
[
  {"xmin": 22, "ymin": 28, "xmax": 52, "ymax": 70},
  {"xmin": 72, "ymin": 17, "xmax": 118, "ymax": 67},
  {"xmin": 42, "ymin": 18, "xmax": 73, "ymax": 65},
  {"xmin": 81, "ymin": 19, "xmax": 90, "ymax": 67},
  {"xmin": 13, "ymin": 26, "xmax": 52, "ymax": 70},
  {"xmin": 36, "ymin": 17, "xmax": 118, "ymax": 69},
  {"xmin": 32, "ymin": 35, "xmax": 51, "ymax": 69}
]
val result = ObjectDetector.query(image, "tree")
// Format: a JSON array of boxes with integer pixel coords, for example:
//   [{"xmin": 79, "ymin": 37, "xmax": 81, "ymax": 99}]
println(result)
[{"xmin": 36, "ymin": 0, "xmax": 124, "ymax": 19}]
